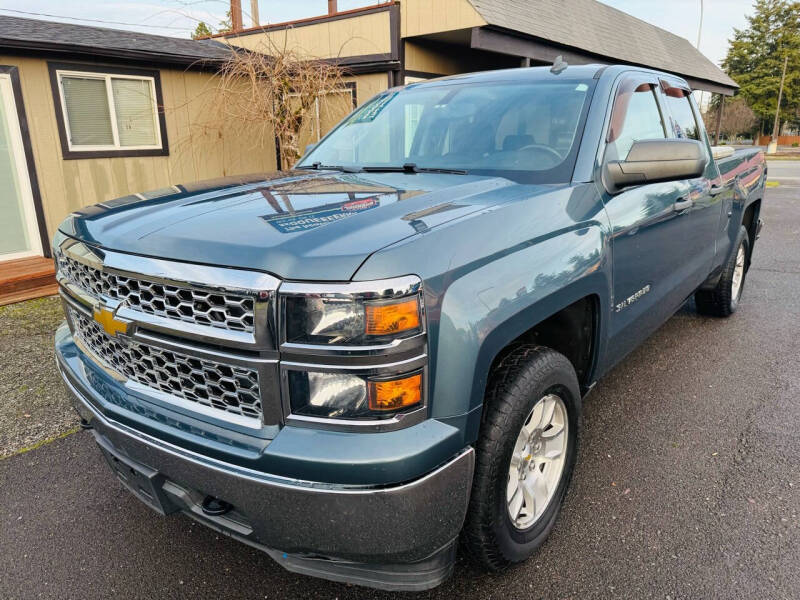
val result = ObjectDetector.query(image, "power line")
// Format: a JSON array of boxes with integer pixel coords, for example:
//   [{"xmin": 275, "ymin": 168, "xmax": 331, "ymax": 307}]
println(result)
[{"xmin": 0, "ymin": 8, "xmax": 195, "ymax": 31}]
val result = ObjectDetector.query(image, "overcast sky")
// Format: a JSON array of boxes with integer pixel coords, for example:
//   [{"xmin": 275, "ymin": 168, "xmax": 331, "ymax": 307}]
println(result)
[{"xmin": 0, "ymin": 0, "xmax": 754, "ymax": 67}]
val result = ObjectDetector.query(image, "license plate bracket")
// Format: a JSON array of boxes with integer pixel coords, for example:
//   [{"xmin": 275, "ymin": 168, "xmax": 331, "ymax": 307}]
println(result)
[{"xmin": 95, "ymin": 434, "xmax": 179, "ymax": 516}]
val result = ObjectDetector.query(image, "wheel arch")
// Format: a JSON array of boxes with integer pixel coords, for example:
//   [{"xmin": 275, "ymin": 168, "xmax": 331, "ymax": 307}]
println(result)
[
  {"xmin": 742, "ymin": 198, "xmax": 761, "ymax": 265},
  {"xmin": 467, "ymin": 286, "xmax": 602, "ymax": 441},
  {"xmin": 432, "ymin": 271, "xmax": 608, "ymax": 444}
]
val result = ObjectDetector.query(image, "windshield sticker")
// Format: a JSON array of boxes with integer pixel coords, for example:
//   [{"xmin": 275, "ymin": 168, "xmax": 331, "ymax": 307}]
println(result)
[
  {"xmin": 349, "ymin": 93, "xmax": 397, "ymax": 123},
  {"xmin": 261, "ymin": 195, "xmax": 380, "ymax": 233}
]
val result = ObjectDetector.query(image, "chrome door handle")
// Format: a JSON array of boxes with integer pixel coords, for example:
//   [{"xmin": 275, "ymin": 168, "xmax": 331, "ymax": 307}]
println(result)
[
  {"xmin": 673, "ymin": 198, "xmax": 693, "ymax": 212},
  {"xmin": 709, "ymin": 185, "xmax": 725, "ymax": 196}
]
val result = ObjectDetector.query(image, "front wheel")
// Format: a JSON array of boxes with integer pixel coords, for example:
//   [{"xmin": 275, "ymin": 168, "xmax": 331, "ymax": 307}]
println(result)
[
  {"xmin": 695, "ymin": 225, "xmax": 750, "ymax": 317},
  {"xmin": 462, "ymin": 345, "xmax": 581, "ymax": 570}
]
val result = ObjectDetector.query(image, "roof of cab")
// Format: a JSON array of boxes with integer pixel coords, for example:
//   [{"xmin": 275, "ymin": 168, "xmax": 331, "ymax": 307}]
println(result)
[{"xmin": 400, "ymin": 64, "xmax": 688, "ymax": 89}]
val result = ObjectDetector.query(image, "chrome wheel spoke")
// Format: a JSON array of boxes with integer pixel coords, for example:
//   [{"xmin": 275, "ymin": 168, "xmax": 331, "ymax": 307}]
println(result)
[
  {"xmin": 513, "ymin": 429, "xmax": 528, "ymax": 454},
  {"xmin": 731, "ymin": 245, "xmax": 745, "ymax": 299},
  {"xmin": 538, "ymin": 447, "xmax": 563, "ymax": 463},
  {"xmin": 509, "ymin": 451, "xmax": 523, "ymax": 471},
  {"xmin": 508, "ymin": 482, "xmax": 524, "ymax": 519},
  {"xmin": 532, "ymin": 471, "xmax": 548, "ymax": 502},
  {"xmin": 522, "ymin": 403, "xmax": 541, "ymax": 437},
  {"xmin": 537, "ymin": 396, "xmax": 556, "ymax": 429},
  {"xmin": 521, "ymin": 476, "xmax": 537, "ymax": 515},
  {"xmin": 541, "ymin": 421, "xmax": 564, "ymax": 439}
]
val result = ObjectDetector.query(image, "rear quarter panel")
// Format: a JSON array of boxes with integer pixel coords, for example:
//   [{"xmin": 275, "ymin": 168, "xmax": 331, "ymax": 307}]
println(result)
[{"xmin": 713, "ymin": 148, "xmax": 766, "ymax": 268}]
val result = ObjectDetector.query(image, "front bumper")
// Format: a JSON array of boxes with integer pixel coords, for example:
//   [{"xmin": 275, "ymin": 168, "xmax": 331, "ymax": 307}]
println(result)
[{"xmin": 56, "ymin": 327, "xmax": 474, "ymax": 591}]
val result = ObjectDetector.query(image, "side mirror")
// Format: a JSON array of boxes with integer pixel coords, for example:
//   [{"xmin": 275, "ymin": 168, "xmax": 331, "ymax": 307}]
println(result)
[{"xmin": 604, "ymin": 139, "xmax": 707, "ymax": 193}]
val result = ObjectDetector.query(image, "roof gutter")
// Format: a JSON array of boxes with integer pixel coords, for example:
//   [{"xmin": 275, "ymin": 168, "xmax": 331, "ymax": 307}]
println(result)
[{"xmin": 0, "ymin": 38, "xmax": 231, "ymax": 70}]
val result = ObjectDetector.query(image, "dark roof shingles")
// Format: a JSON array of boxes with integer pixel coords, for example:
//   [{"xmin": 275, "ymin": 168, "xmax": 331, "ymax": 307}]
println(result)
[
  {"xmin": 467, "ymin": 0, "xmax": 737, "ymax": 89},
  {"xmin": 0, "ymin": 15, "xmax": 232, "ymax": 63}
]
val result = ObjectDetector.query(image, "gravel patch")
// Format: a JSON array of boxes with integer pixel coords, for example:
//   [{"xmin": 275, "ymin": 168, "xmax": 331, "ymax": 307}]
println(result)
[{"xmin": 0, "ymin": 296, "xmax": 78, "ymax": 458}]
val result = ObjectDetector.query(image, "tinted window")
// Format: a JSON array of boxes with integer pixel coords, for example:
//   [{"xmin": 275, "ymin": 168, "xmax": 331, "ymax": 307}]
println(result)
[
  {"xmin": 606, "ymin": 82, "xmax": 665, "ymax": 161},
  {"xmin": 663, "ymin": 89, "xmax": 700, "ymax": 140},
  {"xmin": 299, "ymin": 79, "xmax": 595, "ymax": 184}
]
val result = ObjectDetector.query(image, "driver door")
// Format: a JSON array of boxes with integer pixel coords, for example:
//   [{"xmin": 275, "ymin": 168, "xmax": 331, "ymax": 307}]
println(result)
[{"xmin": 600, "ymin": 74, "xmax": 700, "ymax": 368}]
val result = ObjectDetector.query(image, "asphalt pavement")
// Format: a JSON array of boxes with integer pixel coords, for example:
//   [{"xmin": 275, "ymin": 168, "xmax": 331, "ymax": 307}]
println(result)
[{"xmin": 1, "ymin": 172, "xmax": 799, "ymax": 599}]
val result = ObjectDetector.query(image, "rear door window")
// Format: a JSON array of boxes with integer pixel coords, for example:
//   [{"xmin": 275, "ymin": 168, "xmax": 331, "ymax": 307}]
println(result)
[
  {"xmin": 605, "ymin": 79, "xmax": 666, "ymax": 162},
  {"xmin": 661, "ymin": 86, "xmax": 701, "ymax": 141}
]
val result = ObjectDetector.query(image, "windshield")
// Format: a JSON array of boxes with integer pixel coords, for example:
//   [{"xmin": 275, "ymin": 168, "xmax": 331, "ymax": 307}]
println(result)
[{"xmin": 298, "ymin": 78, "xmax": 595, "ymax": 183}]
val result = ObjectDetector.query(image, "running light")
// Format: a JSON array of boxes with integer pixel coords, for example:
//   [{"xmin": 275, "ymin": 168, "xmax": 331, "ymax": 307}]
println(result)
[{"xmin": 368, "ymin": 373, "xmax": 423, "ymax": 411}]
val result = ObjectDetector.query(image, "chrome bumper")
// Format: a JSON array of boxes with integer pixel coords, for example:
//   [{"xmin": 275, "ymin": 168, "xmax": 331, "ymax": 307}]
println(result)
[{"xmin": 57, "ymin": 349, "xmax": 474, "ymax": 591}]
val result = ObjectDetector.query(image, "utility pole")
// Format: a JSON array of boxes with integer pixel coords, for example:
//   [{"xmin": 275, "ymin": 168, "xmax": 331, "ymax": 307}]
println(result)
[
  {"xmin": 250, "ymin": 0, "xmax": 259, "ymax": 27},
  {"xmin": 696, "ymin": 0, "xmax": 704, "ymax": 48},
  {"xmin": 696, "ymin": 0, "xmax": 706, "ymax": 114},
  {"xmin": 230, "ymin": 0, "xmax": 243, "ymax": 32},
  {"xmin": 767, "ymin": 54, "xmax": 788, "ymax": 155}
]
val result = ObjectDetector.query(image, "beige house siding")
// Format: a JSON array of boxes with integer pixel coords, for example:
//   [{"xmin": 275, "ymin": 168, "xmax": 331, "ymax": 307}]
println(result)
[
  {"xmin": 405, "ymin": 41, "xmax": 472, "ymax": 75},
  {"xmin": 1, "ymin": 55, "xmax": 276, "ymax": 239},
  {"xmin": 350, "ymin": 72, "xmax": 390, "ymax": 103},
  {"xmin": 225, "ymin": 10, "xmax": 392, "ymax": 59},
  {"xmin": 400, "ymin": 0, "xmax": 485, "ymax": 38}
]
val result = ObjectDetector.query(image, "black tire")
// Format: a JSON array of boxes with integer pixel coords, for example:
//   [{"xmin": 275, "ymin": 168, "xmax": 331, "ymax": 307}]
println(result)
[
  {"xmin": 695, "ymin": 225, "xmax": 750, "ymax": 317},
  {"xmin": 462, "ymin": 345, "xmax": 581, "ymax": 571}
]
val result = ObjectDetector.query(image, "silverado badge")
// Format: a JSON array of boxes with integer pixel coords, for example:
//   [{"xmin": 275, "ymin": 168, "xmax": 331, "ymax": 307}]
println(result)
[{"xmin": 93, "ymin": 305, "xmax": 131, "ymax": 338}]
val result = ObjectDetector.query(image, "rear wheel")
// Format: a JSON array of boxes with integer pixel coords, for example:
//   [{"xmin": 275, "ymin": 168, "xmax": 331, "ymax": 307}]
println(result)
[
  {"xmin": 463, "ymin": 345, "xmax": 580, "ymax": 570},
  {"xmin": 695, "ymin": 225, "xmax": 750, "ymax": 317}
]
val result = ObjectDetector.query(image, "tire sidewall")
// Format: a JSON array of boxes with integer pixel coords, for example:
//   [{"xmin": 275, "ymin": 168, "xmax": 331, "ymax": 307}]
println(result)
[{"xmin": 490, "ymin": 365, "xmax": 580, "ymax": 562}]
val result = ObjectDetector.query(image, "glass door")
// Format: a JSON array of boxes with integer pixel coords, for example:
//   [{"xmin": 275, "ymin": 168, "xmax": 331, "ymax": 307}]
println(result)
[{"xmin": 0, "ymin": 73, "xmax": 42, "ymax": 260}]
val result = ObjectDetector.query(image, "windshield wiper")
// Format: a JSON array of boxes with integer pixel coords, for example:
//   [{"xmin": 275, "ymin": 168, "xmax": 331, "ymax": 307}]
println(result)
[
  {"xmin": 303, "ymin": 162, "xmax": 362, "ymax": 173},
  {"xmin": 361, "ymin": 163, "xmax": 468, "ymax": 175}
]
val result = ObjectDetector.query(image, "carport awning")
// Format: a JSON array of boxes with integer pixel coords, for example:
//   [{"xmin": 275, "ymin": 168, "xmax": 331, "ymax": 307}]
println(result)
[{"xmin": 466, "ymin": 0, "xmax": 738, "ymax": 96}]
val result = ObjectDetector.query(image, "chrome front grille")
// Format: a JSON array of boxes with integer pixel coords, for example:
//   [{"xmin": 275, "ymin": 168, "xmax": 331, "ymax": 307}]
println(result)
[
  {"xmin": 68, "ymin": 307, "xmax": 262, "ymax": 422},
  {"xmin": 58, "ymin": 254, "xmax": 255, "ymax": 333}
]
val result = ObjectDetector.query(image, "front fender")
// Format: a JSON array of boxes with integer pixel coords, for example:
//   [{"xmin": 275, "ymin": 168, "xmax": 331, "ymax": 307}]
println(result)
[{"xmin": 431, "ymin": 225, "xmax": 610, "ymax": 433}]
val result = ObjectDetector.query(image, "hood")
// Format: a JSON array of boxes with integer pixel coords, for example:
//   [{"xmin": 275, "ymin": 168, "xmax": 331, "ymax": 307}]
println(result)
[{"xmin": 59, "ymin": 170, "xmax": 522, "ymax": 280}]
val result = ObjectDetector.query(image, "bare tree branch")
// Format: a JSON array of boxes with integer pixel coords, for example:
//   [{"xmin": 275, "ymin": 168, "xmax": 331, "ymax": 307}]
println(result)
[{"xmin": 213, "ymin": 36, "xmax": 346, "ymax": 169}]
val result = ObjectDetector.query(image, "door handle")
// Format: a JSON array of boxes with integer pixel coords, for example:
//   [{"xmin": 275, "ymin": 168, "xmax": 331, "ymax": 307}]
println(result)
[
  {"xmin": 673, "ymin": 197, "xmax": 693, "ymax": 212},
  {"xmin": 709, "ymin": 184, "xmax": 725, "ymax": 196}
]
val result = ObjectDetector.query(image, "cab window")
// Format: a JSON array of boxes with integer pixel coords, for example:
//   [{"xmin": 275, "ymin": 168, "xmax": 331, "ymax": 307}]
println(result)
[
  {"xmin": 662, "ymin": 86, "xmax": 701, "ymax": 141},
  {"xmin": 605, "ymin": 79, "xmax": 666, "ymax": 162}
]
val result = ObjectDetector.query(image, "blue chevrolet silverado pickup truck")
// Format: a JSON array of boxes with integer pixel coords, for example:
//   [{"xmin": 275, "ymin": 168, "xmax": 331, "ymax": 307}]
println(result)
[{"xmin": 55, "ymin": 64, "xmax": 765, "ymax": 591}]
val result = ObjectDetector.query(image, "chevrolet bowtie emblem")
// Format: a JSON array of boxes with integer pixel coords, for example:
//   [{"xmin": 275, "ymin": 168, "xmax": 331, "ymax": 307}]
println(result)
[{"xmin": 93, "ymin": 306, "xmax": 131, "ymax": 337}]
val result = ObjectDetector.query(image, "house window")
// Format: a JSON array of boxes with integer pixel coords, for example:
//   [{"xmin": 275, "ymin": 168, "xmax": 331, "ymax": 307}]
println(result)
[{"xmin": 49, "ymin": 64, "xmax": 168, "ymax": 158}]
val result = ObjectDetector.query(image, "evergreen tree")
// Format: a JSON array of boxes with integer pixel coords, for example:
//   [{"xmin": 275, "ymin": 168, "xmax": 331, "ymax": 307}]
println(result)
[
  {"xmin": 191, "ymin": 22, "xmax": 213, "ymax": 40},
  {"xmin": 722, "ymin": 0, "xmax": 800, "ymax": 133},
  {"xmin": 190, "ymin": 11, "xmax": 232, "ymax": 40}
]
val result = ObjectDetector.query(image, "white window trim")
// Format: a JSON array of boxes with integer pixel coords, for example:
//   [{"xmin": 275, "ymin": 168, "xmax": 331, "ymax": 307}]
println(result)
[
  {"xmin": 56, "ymin": 69, "xmax": 163, "ymax": 152},
  {"xmin": 0, "ymin": 73, "xmax": 43, "ymax": 260}
]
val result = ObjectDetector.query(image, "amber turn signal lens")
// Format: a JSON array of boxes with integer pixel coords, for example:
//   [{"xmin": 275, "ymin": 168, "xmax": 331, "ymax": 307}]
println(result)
[
  {"xmin": 368, "ymin": 373, "xmax": 422, "ymax": 411},
  {"xmin": 364, "ymin": 298, "xmax": 421, "ymax": 336}
]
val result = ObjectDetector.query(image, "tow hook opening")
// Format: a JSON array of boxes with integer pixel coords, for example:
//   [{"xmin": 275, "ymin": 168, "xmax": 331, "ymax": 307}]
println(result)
[{"xmin": 201, "ymin": 495, "xmax": 233, "ymax": 516}]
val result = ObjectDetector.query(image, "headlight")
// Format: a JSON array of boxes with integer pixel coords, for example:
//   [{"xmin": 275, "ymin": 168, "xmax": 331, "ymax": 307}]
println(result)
[
  {"xmin": 287, "ymin": 370, "xmax": 423, "ymax": 419},
  {"xmin": 282, "ymin": 279, "xmax": 423, "ymax": 346},
  {"xmin": 280, "ymin": 276, "xmax": 427, "ymax": 422}
]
